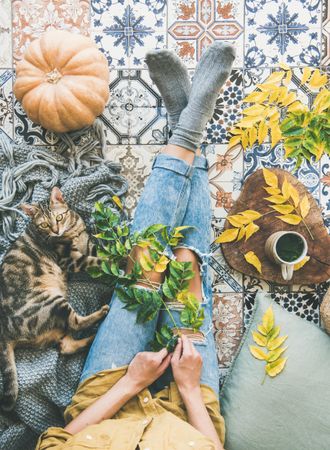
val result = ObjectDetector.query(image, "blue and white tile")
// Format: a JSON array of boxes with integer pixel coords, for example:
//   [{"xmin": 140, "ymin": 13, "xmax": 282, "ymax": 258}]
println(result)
[
  {"xmin": 128, "ymin": 106, "xmax": 167, "ymax": 144},
  {"xmin": 92, "ymin": 0, "xmax": 167, "ymax": 69},
  {"xmin": 210, "ymin": 251, "xmax": 243, "ymax": 293},
  {"xmin": 320, "ymin": 154, "xmax": 330, "ymax": 232},
  {"xmin": 243, "ymin": 143, "xmax": 283, "ymax": 178},
  {"xmin": 104, "ymin": 144, "xmax": 161, "ymax": 213},
  {"xmin": 0, "ymin": 70, "xmax": 13, "ymax": 139},
  {"xmin": 0, "ymin": 0, "xmax": 12, "ymax": 67},
  {"xmin": 245, "ymin": 0, "xmax": 322, "ymax": 67},
  {"xmin": 206, "ymin": 143, "xmax": 244, "ymax": 183},
  {"xmin": 204, "ymin": 69, "xmax": 243, "ymax": 144}
]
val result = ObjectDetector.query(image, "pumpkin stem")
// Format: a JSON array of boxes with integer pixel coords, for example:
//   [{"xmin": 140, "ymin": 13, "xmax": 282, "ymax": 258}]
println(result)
[{"xmin": 46, "ymin": 68, "xmax": 62, "ymax": 84}]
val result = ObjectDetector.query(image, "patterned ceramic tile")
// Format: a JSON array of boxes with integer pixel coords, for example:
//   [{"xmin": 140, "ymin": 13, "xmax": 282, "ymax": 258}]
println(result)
[
  {"xmin": 92, "ymin": 0, "xmax": 167, "ymax": 68},
  {"xmin": 203, "ymin": 68, "xmax": 243, "ymax": 145},
  {"xmin": 320, "ymin": 154, "xmax": 330, "ymax": 232},
  {"xmin": 210, "ymin": 251, "xmax": 243, "ymax": 293},
  {"xmin": 168, "ymin": 0, "xmax": 244, "ymax": 68},
  {"xmin": 207, "ymin": 143, "xmax": 243, "ymax": 182},
  {"xmin": 213, "ymin": 293, "xmax": 243, "ymax": 368},
  {"xmin": 0, "ymin": 70, "xmax": 13, "ymax": 138},
  {"xmin": 0, "ymin": 0, "xmax": 12, "ymax": 67},
  {"xmin": 104, "ymin": 144, "xmax": 161, "ymax": 214},
  {"xmin": 322, "ymin": 0, "xmax": 330, "ymax": 64},
  {"xmin": 12, "ymin": 0, "xmax": 90, "ymax": 62},
  {"xmin": 244, "ymin": 291, "xmax": 321, "ymax": 327},
  {"xmin": 245, "ymin": 0, "xmax": 322, "ymax": 67}
]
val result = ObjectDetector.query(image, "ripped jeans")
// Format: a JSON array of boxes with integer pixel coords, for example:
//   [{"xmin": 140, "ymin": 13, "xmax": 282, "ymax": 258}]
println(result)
[{"xmin": 80, "ymin": 153, "xmax": 220, "ymax": 396}]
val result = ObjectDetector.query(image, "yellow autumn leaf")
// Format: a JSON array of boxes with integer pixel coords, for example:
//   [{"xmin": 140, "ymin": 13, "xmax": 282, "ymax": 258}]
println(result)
[
  {"xmin": 294, "ymin": 255, "xmax": 310, "ymax": 271},
  {"xmin": 265, "ymin": 357, "xmax": 288, "ymax": 377},
  {"xmin": 237, "ymin": 226, "xmax": 246, "ymax": 241},
  {"xmin": 308, "ymin": 69, "xmax": 327, "ymax": 89},
  {"xmin": 243, "ymin": 104, "xmax": 266, "ymax": 115},
  {"xmin": 262, "ymin": 167, "xmax": 278, "ymax": 188},
  {"xmin": 248, "ymin": 126, "xmax": 258, "ymax": 147},
  {"xmin": 228, "ymin": 134, "xmax": 241, "ymax": 149},
  {"xmin": 281, "ymin": 178, "xmax": 290, "ymax": 199},
  {"xmin": 249, "ymin": 346, "xmax": 268, "ymax": 361},
  {"xmin": 244, "ymin": 251, "xmax": 262, "ymax": 274},
  {"xmin": 262, "ymin": 306, "xmax": 274, "ymax": 333},
  {"xmin": 270, "ymin": 123, "xmax": 282, "ymax": 147},
  {"xmin": 281, "ymin": 91, "xmax": 297, "ymax": 107},
  {"xmin": 267, "ymin": 335, "xmax": 288, "ymax": 351},
  {"xmin": 252, "ymin": 331, "xmax": 267, "ymax": 347},
  {"xmin": 139, "ymin": 253, "xmax": 154, "ymax": 272},
  {"xmin": 257, "ymin": 83, "xmax": 279, "ymax": 93},
  {"xmin": 270, "ymin": 204, "xmax": 294, "ymax": 214},
  {"xmin": 245, "ymin": 222, "xmax": 259, "ymax": 240},
  {"xmin": 264, "ymin": 71, "xmax": 285, "ymax": 85},
  {"xmin": 283, "ymin": 69, "xmax": 292, "ymax": 85},
  {"xmin": 241, "ymin": 130, "xmax": 249, "ymax": 150},
  {"xmin": 264, "ymin": 186, "xmax": 281, "ymax": 195},
  {"xmin": 258, "ymin": 324, "xmax": 268, "ymax": 336},
  {"xmin": 215, "ymin": 228, "xmax": 239, "ymax": 244},
  {"xmin": 275, "ymin": 86, "xmax": 289, "ymax": 104},
  {"xmin": 268, "ymin": 325, "xmax": 280, "ymax": 341},
  {"xmin": 301, "ymin": 67, "xmax": 312, "ymax": 85},
  {"xmin": 313, "ymin": 89, "xmax": 330, "ymax": 114},
  {"xmin": 240, "ymin": 210, "xmax": 262, "ymax": 221},
  {"xmin": 227, "ymin": 214, "xmax": 250, "ymax": 227},
  {"xmin": 267, "ymin": 346, "xmax": 288, "ymax": 363},
  {"xmin": 229, "ymin": 127, "xmax": 243, "ymax": 135},
  {"xmin": 279, "ymin": 62, "xmax": 290, "ymax": 71},
  {"xmin": 154, "ymin": 255, "xmax": 170, "ymax": 273},
  {"xmin": 265, "ymin": 195, "xmax": 287, "ymax": 204},
  {"xmin": 243, "ymin": 91, "xmax": 269, "ymax": 103},
  {"xmin": 269, "ymin": 87, "xmax": 281, "ymax": 103},
  {"xmin": 300, "ymin": 194, "xmax": 310, "ymax": 218},
  {"xmin": 258, "ymin": 120, "xmax": 268, "ymax": 144},
  {"xmin": 287, "ymin": 101, "xmax": 308, "ymax": 113},
  {"xmin": 288, "ymin": 184, "xmax": 300, "ymax": 207},
  {"xmin": 276, "ymin": 214, "xmax": 302, "ymax": 225},
  {"xmin": 268, "ymin": 108, "xmax": 280, "ymax": 123},
  {"xmin": 112, "ymin": 195, "xmax": 123, "ymax": 210},
  {"xmin": 236, "ymin": 116, "xmax": 263, "ymax": 128}
]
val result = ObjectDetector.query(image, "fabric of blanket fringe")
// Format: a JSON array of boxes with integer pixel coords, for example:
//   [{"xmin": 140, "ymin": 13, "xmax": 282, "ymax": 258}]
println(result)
[{"xmin": 0, "ymin": 120, "xmax": 129, "ymax": 449}]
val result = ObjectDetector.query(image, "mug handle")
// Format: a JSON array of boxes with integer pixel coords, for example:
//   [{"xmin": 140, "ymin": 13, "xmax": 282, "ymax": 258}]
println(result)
[{"xmin": 281, "ymin": 264, "xmax": 294, "ymax": 281}]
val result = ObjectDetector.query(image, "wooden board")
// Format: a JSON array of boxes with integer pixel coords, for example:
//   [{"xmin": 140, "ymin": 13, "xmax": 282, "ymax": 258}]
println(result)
[{"xmin": 221, "ymin": 168, "xmax": 330, "ymax": 285}]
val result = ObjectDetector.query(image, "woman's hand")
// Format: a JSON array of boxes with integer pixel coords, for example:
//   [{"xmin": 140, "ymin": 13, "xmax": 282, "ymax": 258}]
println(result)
[
  {"xmin": 171, "ymin": 334, "xmax": 203, "ymax": 396},
  {"xmin": 124, "ymin": 348, "xmax": 172, "ymax": 393}
]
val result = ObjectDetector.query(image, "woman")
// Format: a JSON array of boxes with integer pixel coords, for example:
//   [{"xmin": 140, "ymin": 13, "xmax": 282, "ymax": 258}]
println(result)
[{"xmin": 37, "ymin": 41, "xmax": 235, "ymax": 450}]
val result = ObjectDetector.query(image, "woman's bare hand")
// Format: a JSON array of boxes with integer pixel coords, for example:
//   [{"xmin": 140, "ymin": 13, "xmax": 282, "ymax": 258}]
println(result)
[
  {"xmin": 171, "ymin": 334, "xmax": 203, "ymax": 395},
  {"xmin": 125, "ymin": 348, "xmax": 172, "ymax": 393}
]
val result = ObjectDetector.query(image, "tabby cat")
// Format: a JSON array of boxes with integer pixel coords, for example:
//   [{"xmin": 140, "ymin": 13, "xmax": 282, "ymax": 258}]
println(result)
[{"xmin": 0, "ymin": 187, "xmax": 109, "ymax": 411}]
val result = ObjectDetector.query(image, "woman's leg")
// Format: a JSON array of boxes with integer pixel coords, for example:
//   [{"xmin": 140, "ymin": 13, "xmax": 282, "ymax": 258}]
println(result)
[{"xmin": 80, "ymin": 145, "xmax": 196, "ymax": 382}]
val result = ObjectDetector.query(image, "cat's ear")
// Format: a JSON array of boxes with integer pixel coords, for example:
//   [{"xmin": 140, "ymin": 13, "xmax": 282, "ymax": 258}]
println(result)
[
  {"xmin": 50, "ymin": 187, "xmax": 66, "ymax": 208},
  {"xmin": 20, "ymin": 203, "xmax": 39, "ymax": 217}
]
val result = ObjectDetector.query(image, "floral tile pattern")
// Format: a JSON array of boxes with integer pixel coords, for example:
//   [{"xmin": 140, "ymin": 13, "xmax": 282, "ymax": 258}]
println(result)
[
  {"xmin": 1, "ymin": 0, "xmax": 327, "ymax": 377},
  {"xmin": 0, "ymin": 70, "xmax": 13, "ymax": 138},
  {"xmin": 0, "ymin": 0, "xmax": 12, "ymax": 67},
  {"xmin": 12, "ymin": 0, "xmax": 90, "ymax": 61}
]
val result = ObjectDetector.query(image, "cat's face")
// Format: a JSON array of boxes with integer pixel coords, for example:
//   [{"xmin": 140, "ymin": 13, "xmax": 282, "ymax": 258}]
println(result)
[{"xmin": 21, "ymin": 187, "xmax": 79, "ymax": 238}]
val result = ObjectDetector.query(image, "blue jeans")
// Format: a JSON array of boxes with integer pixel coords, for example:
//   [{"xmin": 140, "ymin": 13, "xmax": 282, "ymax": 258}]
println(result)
[{"xmin": 81, "ymin": 153, "xmax": 220, "ymax": 396}]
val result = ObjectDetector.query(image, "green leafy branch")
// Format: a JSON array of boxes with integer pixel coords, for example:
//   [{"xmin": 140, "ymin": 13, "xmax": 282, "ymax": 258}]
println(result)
[{"xmin": 88, "ymin": 202, "xmax": 204, "ymax": 351}]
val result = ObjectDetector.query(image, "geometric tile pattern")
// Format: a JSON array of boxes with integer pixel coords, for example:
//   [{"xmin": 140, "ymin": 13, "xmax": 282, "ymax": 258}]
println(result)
[{"xmin": 1, "ymin": 0, "xmax": 328, "ymax": 379}]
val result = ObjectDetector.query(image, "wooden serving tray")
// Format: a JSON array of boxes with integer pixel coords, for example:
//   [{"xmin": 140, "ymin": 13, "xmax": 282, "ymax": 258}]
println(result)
[{"xmin": 221, "ymin": 168, "xmax": 330, "ymax": 285}]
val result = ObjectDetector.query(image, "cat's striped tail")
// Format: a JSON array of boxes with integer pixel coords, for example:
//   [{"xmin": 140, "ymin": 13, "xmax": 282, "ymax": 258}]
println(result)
[{"xmin": 0, "ymin": 342, "xmax": 18, "ymax": 411}]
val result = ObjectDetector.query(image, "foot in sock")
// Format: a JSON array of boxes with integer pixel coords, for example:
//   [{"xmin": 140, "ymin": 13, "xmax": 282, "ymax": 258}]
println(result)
[
  {"xmin": 169, "ymin": 42, "xmax": 236, "ymax": 153},
  {"xmin": 145, "ymin": 49, "xmax": 191, "ymax": 131}
]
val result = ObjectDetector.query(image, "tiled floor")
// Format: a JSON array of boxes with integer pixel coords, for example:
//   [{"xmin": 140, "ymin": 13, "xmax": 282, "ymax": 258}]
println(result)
[{"xmin": 0, "ymin": 0, "xmax": 329, "ymax": 381}]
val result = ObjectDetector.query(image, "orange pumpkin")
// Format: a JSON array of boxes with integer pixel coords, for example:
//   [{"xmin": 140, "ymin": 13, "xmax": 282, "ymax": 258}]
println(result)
[{"xmin": 14, "ymin": 30, "xmax": 109, "ymax": 133}]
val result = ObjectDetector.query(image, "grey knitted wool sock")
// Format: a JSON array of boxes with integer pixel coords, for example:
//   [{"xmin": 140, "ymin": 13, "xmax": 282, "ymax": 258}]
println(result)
[
  {"xmin": 169, "ymin": 42, "xmax": 236, "ymax": 152},
  {"xmin": 145, "ymin": 49, "xmax": 191, "ymax": 131}
]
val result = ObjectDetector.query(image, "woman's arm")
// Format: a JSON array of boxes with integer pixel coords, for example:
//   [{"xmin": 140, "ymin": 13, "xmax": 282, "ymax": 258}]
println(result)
[
  {"xmin": 65, "ymin": 349, "xmax": 171, "ymax": 435},
  {"xmin": 171, "ymin": 335, "xmax": 225, "ymax": 450}
]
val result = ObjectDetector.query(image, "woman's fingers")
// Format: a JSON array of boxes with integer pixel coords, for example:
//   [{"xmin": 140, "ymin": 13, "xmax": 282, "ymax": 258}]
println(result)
[
  {"xmin": 156, "ymin": 347, "xmax": 168, "ymax": 361},
  {"xmin": 158, "ymin": 353, "xmax": 172, "ymax": 373}
]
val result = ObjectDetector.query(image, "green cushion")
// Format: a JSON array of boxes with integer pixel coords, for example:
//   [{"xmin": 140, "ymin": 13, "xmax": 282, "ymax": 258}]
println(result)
[{"xmin": 220, "ymin": 293, "xmax": 330, "ymax": 450}]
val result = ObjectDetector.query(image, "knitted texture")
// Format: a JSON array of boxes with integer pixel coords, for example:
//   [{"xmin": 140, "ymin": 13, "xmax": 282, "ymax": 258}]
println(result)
[{"xmin": 0, "ymin": 122, "xmax": 128, "ymax": 449}]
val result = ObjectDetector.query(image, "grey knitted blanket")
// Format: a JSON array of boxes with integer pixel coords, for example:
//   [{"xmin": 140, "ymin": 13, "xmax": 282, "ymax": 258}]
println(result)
[{"xmin": 0, "ymin": 122, "xmax": 128, "ymax": 449}]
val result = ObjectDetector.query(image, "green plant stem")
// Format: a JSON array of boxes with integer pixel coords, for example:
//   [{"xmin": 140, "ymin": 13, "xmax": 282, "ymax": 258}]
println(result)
[{"xmin": 261, "ymin": 372, "xmax": 267, "ymax": 385}]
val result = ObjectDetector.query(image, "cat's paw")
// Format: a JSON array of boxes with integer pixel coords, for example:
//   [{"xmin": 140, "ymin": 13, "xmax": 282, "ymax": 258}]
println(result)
[{"xmin": 100, "ymin": 305, "xmax": 110, "ymax": 316}]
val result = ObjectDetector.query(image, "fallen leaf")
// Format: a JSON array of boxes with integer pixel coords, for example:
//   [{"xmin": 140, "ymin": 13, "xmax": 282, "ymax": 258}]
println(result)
[
  {"xmin": 244, "ymin": 251, "xmax": 262, "ymax": 273},
  {"xmin": 258, "ymin": 120, "xmax": 269, "ymax": 144},
  {"xmin": 281, "ymin": 178, "xmax": 290, "ymax": 199},
  {"xmin": 258, "ymin": 324, "xmax": 268, "ymax": 336},
  {"xmin": 227, "ymin": 214, "xmax": 250, "ymax": 227},
  {"xmin": 228, "ymin": 134, "xmax": 241, "ymax": 149},
  {"xmin": 268, "ymin": 325, "xmax": 280, "ymax": 341},
  {"xmin": 240, "ymin": 210, "xmax": 262, "ymax": 221},
  {"xmin": 264, "ymin": 186, "xmax": 281, "ymax": 195},
  {"xmin": 270, "ymin": 204, "xmax": 294, "ymax": 214},
  {"xmin": 300, "ymin": 194, "xmax": 310, "ymax": 218},
  {"xmin": 265, "ymin": 357, "xmax": 288, "ymax": 377},
  {"xmin": 215, "ymin": 228, "xmax": 239, "ymax": 243},
  {"xmin": 265, "ymin": 195, "xmax": 287, "ymax": 204},
  {"xmin": 252, "ymin": 331, "xmax": 267, "ymax": 347},
  {"xmin": 288, "ymin": 184, "xmax": 300, "ymax": 207},
  {"xmin": 263, "ymin": 167, "xmax": 278, "ymax": 188},
  {"xmin": 267, "ymin": 335, "xmax": 288, "ymax": 351},
  {"xmin": 276, "ymin": 214, "xmax": 302, "ymax": 225},
  {"xmin": 245, "ymin": 222, "xmax": 259, "ymax": 240},
  {"xmin": 267, "ymin": 346, "xmax": 288, "ymax": 362},
  {"xmin": 237, "ymin": 226, "xmax": 246, "ymax": 241},
  {"xmin": 112, "ymin": 195, "xmax": 123, "ymax": 210},
  {"xmin": 250, "ymin": 346, "xmax": 268, "ymax": 361},
  {"xmin": 301, "ymin": 67, "xmax": 312, "ymax": 85},
  {"xmin": 294, "ymin": 256, "xmax": 310, "ymax": 271},
  {"xmin": 139, "ymin": 253, "xmax": 154, "ymax": 272},
  {"xmin": 262, "ymin": 306, "xmax": 274, "ymax": 333}
]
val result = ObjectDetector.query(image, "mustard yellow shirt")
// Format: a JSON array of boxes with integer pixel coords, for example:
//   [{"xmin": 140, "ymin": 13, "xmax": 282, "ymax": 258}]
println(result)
[{"xmin": 36, "ymin": 366, "xmax": 225, "ymax": 450}]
